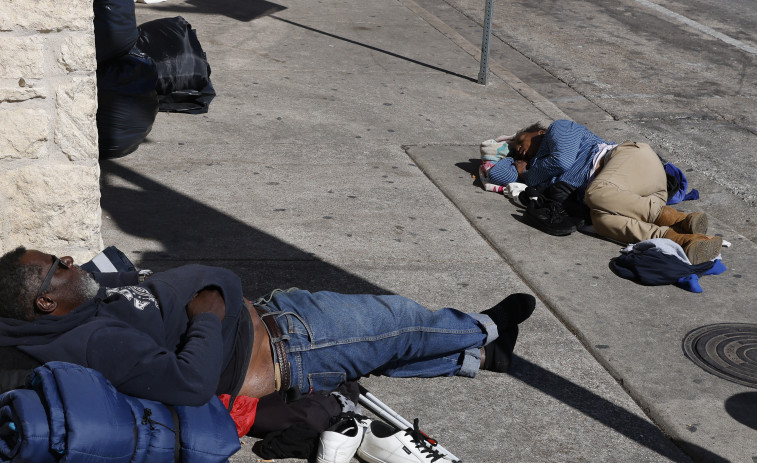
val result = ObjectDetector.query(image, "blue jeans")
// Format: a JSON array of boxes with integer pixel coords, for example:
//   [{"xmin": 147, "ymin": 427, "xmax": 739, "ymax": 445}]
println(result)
[{"xmin": 253, "ymin": 289, "xmax": 497, "ymax": 393}]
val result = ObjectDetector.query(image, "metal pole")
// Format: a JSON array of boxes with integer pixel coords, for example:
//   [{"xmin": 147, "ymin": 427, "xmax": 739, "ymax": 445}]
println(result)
[
  {"xmin": 478, "ymin": 0, "xmax": 495, "ymax": 84},
  {"xmin": 358, "ymin": 387, "xmax": 462, "ymax": 463}
]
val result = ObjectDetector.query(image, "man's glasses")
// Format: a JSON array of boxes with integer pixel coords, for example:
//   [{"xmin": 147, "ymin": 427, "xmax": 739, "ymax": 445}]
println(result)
[{"xmin": 35, "ymin": 256, "xmax": 70, "ymax": 301}]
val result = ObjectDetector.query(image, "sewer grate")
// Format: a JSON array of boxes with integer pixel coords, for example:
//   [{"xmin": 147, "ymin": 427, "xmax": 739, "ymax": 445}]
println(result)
[{"xmin": 683, "ymin": 323, "xmax": 757, "ymax": 389}]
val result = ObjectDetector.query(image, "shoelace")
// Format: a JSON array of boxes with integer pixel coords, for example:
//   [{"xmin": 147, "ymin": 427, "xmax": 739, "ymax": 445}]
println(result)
[{"xmin": 405, "ymin": 418, "xmax": 445, "ymax": 462}]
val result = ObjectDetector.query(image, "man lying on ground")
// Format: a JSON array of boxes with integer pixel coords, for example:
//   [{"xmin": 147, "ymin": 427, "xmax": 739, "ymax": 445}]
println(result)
[
  {"xmin": 486, "ymin": 119, "xmax": 722, "ymax": 264},
  {"xmin": 0, "ymin": 247, "xmax": 535, "ymax": 406}
]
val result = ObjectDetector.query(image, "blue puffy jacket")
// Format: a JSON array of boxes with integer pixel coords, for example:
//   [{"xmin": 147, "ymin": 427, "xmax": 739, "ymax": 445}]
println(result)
[{"xmin": 0, "ymin": 362, "xmax": 240, "ymax": 462}]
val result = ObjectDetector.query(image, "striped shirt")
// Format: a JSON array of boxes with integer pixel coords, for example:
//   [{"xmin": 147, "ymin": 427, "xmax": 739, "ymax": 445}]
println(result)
[{"xmin": 489, "ymin": 119, "xmax": 610, "ymax": 192}]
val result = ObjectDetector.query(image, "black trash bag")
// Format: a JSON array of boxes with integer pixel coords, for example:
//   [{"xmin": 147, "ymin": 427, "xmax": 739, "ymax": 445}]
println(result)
[
  {"xmin": 93, "ymin": 0, "xmax": 139, "ymax": 64},
  {"xmin": 96, "ymin": 48, "xmax": 159, "ymax": 158},
  {"xmin": 136, "ymin": 17, "xmax": 216, "ymax": 114}
]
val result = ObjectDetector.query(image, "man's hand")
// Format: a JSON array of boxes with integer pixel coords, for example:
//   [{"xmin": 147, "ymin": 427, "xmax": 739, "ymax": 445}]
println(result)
[
  {"xmin": 186, "ymin": 287, "xmax": 226, "ymax": 321},
  {"xmin": 514, "ymin": 160, "xmax": 528, "ymax": 176}
]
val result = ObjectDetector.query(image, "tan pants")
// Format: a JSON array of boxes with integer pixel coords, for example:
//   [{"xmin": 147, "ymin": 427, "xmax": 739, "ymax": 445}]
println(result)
[{"xmin": 584, "ymin": 141, "xmax": 668, "ymax": 243}]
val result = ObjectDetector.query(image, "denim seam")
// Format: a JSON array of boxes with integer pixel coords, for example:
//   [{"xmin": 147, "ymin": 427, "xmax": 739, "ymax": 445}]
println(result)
[{"xmin": 285, "ymin": 326, "xmax": 483, "ymax": 353}]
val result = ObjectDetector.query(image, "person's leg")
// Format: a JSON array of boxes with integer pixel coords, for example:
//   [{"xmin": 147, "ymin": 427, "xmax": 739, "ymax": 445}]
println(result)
[
  {"xmin": 367, "ymin": 293, "xmax": 535, "ymax": 377},
  {"xmin": 255, "ymin": 290, "xmax": 507, "ymax": 393},
  {"xmin": 261, "ymin": 290, "xmax": 490, "ymax": 392},
  {"xmin": 584, "ymin": 141, "xmax": 669, "ymax": 243}
]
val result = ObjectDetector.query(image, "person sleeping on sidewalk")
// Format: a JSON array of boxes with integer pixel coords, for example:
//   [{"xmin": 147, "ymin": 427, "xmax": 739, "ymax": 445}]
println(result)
[
  {"xmin": 0, "ymin": 246, "xmax": 535, "ymax": 407},
  {"xmin": 484, "ymin": 119, "xmax": 722, "ymax": 265}
]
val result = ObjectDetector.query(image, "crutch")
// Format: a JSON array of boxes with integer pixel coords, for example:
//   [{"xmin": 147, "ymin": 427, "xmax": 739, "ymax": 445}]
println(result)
[{"xmin": 358, "ymin": 385, "xmax": 462, "ymax": 462}]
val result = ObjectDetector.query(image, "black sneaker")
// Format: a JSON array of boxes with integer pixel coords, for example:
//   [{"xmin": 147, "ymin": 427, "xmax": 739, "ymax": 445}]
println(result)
[{"xmin": 525, "ymin": 200, "xmax": 577, "ymax": 236}]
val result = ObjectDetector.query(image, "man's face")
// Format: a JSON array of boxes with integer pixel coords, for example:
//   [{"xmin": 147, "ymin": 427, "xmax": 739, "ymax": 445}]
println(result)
[
  {"xmin": 20, "ymin": 250, "xmax": 99, "ymax": 316},
  {"xmin": 511, "ymin": 130, "xmax": 545, "ymax": 161}
]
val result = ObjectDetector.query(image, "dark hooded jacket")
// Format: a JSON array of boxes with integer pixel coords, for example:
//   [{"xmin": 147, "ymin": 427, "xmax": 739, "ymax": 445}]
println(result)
[{"xmin": 0, "ymin": 265, "xmax": 250, "ymax": 406}]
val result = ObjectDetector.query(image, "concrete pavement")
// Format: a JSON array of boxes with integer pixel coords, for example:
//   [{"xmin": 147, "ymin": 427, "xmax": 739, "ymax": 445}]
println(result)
[{"xmin": 101, "ymin": 0, "xmax": 756, "ymax": 461}]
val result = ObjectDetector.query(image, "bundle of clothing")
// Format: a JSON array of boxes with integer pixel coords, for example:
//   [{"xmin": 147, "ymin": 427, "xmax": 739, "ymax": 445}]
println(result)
[
  {"xmin": 611, "ymin": 238, "xmax": 727, "ymax": 293},
  {"xmin": 94, "ymin": 0, "xmax": 216, "ymax": 157},
  {"xmin": 0, "ymin": 362, "xmax": 240, "ymax": 463}
]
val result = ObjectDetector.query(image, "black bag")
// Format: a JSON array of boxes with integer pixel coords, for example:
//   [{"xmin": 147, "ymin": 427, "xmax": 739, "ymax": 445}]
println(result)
[
  {"xmin": 96, "ymin": 48, "xmax": 159, "ymax": 158},
  {"xmin": 93, "ymin": 0, "xmax": 139, "ymax": 64},
  {"xmin": 136, "ymin": 17, "xmax": 216, "ymax": 114}
]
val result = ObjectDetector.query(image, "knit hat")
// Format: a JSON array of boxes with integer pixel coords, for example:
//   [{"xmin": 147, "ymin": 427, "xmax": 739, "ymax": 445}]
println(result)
[{"xmin": 480, "ymin": 139, "xmax": 512, "ymax": 162}]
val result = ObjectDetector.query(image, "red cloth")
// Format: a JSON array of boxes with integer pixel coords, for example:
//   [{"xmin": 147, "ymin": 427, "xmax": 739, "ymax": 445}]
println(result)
[{"xmin": 218, "ymin": 394, "xmax": 258, "ymax": 437}]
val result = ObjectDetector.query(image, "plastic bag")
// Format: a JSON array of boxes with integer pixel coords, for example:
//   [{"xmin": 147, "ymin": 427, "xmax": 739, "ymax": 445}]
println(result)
[
  {"xmin": 136, "ymin": 17, "xmax": 216, "ymax": 113},
  {"xmin": 96, "ymin": 48, "xmax": 159, "ymax": 157},
  {"xmin": 93, "ymin": 0, "xmax": 139, "ymax": 64}
]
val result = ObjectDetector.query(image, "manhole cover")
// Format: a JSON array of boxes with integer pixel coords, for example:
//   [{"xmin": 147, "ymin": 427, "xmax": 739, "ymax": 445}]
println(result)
[{"xmin": 683, "ymin": 323, "xmax": 757, "ymax": 389}]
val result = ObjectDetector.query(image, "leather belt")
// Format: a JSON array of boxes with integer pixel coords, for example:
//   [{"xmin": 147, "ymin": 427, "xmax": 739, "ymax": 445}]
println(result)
[{"xmin": 254, "ymin": 306, "xmax": 291, "ymax": 391}]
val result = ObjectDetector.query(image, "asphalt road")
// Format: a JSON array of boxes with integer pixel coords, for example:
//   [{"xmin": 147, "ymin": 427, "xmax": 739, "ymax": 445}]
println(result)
[{"xmin": 417, "ymin": 0, "xmax": 757, "ymax": 242}]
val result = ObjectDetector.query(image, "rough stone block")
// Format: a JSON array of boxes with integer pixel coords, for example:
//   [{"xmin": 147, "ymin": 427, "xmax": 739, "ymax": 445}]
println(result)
[
  {"xmin": 55, "ymin": 76, "xmax": 98, "ymax": 160},
  {"xmin": 0, "ymin": 109, "xmax": 48, "ymax": 159},
  {"xmin": 0, "ymin": 164, "xmax": 102, "ymax": 257},
  {"xmin": 0, "ymin": 82, "xmax": 47, "ymax": 102},
  {"xmin": 58, "ymin": 34, "xmax": 96, "ymax": 73},
  {"xmin": 0, "ymin": 0, "xmax": 94, "ymax": 32},
  {"xmin": 0, "ymin": 36, "xmax": 44, "ymax": 79}
]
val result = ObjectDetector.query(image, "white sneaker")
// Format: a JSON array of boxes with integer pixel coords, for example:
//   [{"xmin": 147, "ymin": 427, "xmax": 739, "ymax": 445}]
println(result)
[
  {"xmin": 316, "ymin": 416, "xmax": 370, "ymax": 463},
  {"xmin": 357, "ymin": 419, "xmax": 454, "ymax": 463}
]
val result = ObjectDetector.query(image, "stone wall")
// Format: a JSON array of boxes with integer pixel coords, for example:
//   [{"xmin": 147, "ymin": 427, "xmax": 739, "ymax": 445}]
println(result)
[{"xmin": 0, "ymin": 0, "xmax": 102, "ymax": 261}]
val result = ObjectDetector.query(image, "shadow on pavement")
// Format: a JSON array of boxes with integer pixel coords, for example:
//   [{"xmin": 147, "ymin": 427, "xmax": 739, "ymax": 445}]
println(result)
[
  {"xmin": 143, "ymin": 0, "xmax": 287, "ymax": 22},
  {"xmin": 724, "ymin": 391, "xmax": 757, "ymax": 431},
  {"xmin": 512, "ymin": 356, "xmax": 729, "ymax": 463},
  {"xmin": 271, "ymin": 16, "xmax": 478, "ymax": 83},
  {"xmin": 99, "ymin": 160, "xmax": 387, "ymax": 296},
  {"xmin": 99, "ymin": 162, "xmax": 723, "ymax": 461},
  {"xmin": 455, "ymin": 159, "xmax": 480, "ymax": 177}
]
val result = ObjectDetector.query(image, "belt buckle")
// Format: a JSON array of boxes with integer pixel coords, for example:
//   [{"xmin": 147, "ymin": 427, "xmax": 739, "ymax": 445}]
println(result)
[{"xmin": 274, "ymin": 362, "xmax": 282, "ymax": 391}]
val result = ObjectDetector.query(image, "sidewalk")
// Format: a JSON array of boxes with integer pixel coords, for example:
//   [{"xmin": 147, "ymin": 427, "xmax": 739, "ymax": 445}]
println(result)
[{"xmin": 100, "ymin": 0, "xmax": 757, "ymax": 461}]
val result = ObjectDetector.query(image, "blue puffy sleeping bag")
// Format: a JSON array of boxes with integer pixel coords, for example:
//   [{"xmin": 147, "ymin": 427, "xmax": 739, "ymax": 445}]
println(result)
[{"xmin": 0, "ymin": 362, "xmax": 240, "ymax": 463}]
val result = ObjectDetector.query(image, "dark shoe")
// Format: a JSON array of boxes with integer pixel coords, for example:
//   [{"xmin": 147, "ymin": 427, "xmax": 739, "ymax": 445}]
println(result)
[
  {"xmin": 483, "ymin": 326, "xmax": 518, "ymax": 373},
  {"xmin": 522, "ymin": 196, "xmax": 577, "ymax": 236},
  {"xmin": 481, "ymin": 293, "xmax": 536, "ymax": 330},
  {"xmin": 480, "ymin": 293, "xmax": 535, "ymax": 373}
]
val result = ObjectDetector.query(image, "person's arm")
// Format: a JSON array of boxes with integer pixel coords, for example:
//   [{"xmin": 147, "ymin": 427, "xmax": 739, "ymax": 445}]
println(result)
[
  {"xmin": 142, "ymin": 265, "xmax": 243, "ymax": 323},
  {"xmin": 521, "ymin": 120, "xmax": 582, "ymax": 185},
  {"xmin": 92, "ymin": 265, "xmax": 243, "ymax": 404},
  {"xmin": 187, "ymin": 287, "xmax": 226, "ymax": 321},
  {"xmin": 87, "ymin": 312, "xmax": 225, "ymax": 406},
  {"xmin": 87, "ymin": 273, "xmax": 231, "ymax": 405}
]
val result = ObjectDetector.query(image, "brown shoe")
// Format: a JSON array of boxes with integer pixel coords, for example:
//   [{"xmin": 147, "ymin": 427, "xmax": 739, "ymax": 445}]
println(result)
[
  {"xmin": 654, "ymin": 206, "xmax": 708, "ymax": 234},
  {"xmin": 663, "ymin": 229, "xmax": 722, "ymax": 264}
]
